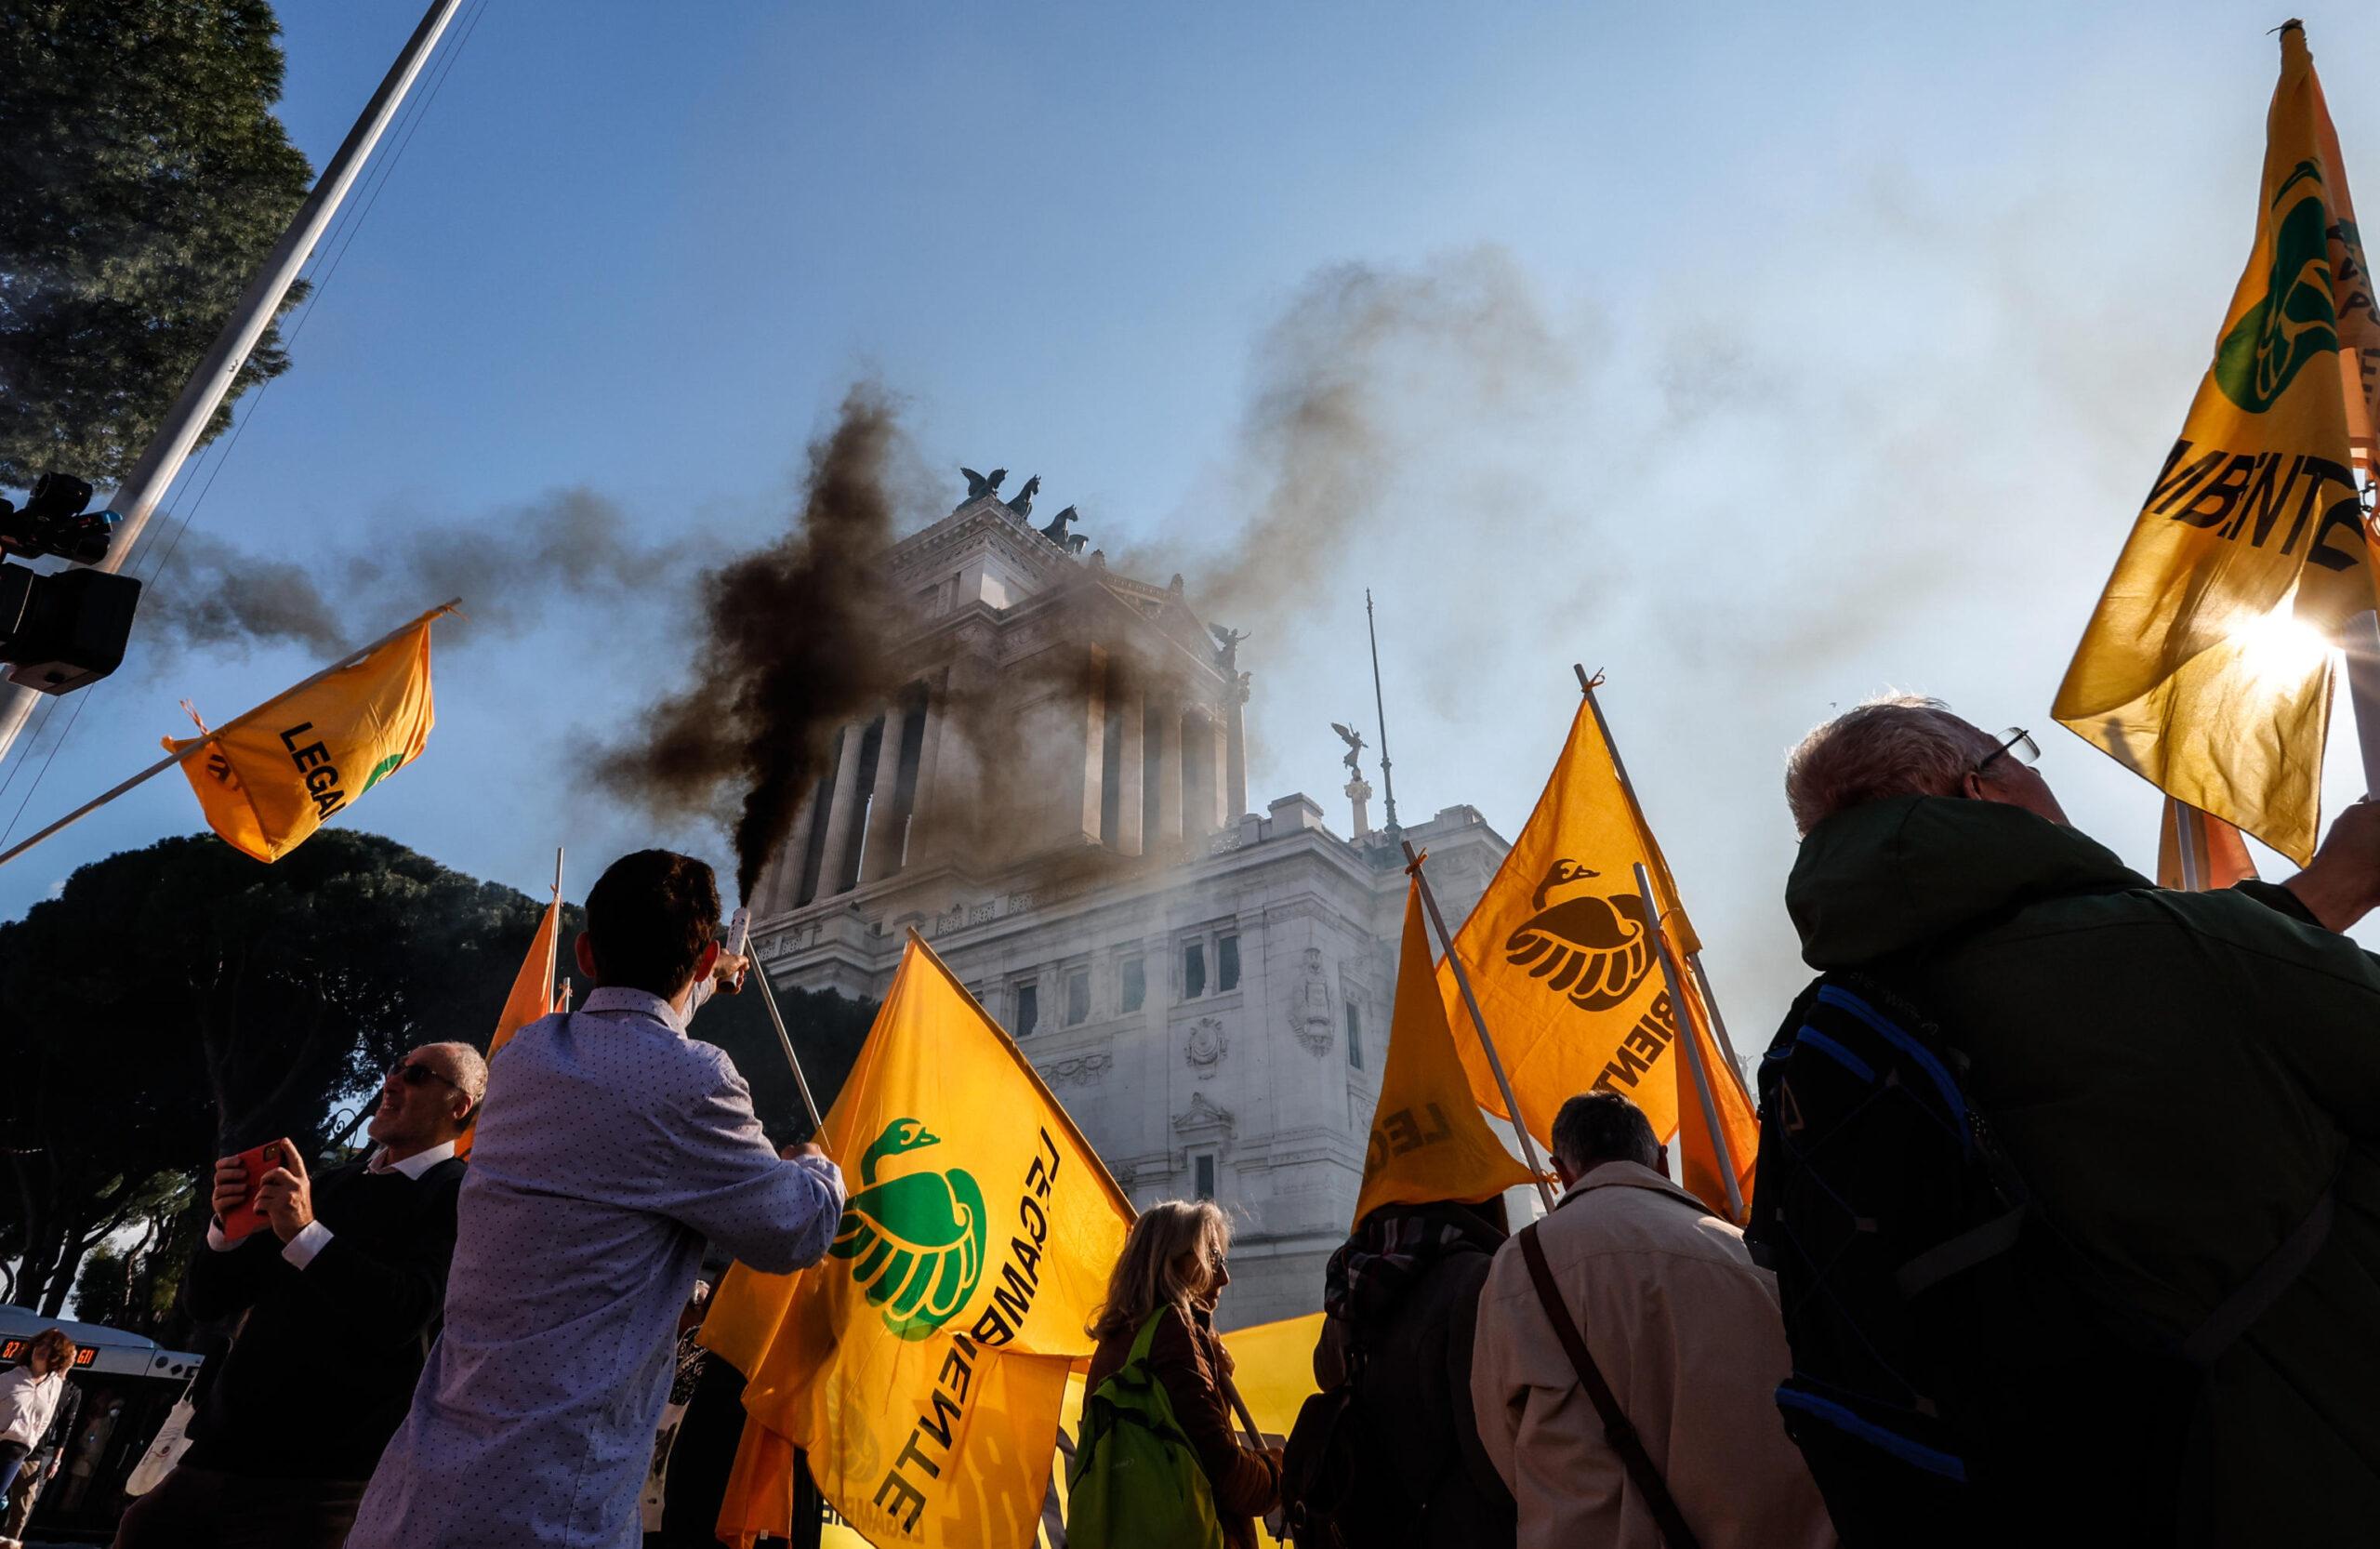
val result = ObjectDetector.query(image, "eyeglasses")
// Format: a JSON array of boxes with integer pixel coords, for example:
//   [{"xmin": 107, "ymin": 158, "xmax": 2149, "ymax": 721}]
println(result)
[
  {"xmin": 1975, "ymin": 727, "xmax": 2040, "ymax": 776},
  {"xmin": 389, "ymin": 1060, "xmax": 462, "ymax": 1092}
]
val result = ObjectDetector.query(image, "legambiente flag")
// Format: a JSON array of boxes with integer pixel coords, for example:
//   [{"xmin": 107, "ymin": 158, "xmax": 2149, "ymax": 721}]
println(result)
[
  {"xmin": 2052, "ymin": 23, "xmax": 2380, "ymax": 865},
  {"xmin": 701, "ymin": 931, "xmax": 1131, "ymax": 1549},
  {"xmin": 1353, "ymin": 878, "xmax": 1534, "ymax": 1227},
  {"xmin": 163, "ymin": 609, "xmax": 445, "ymax": 864},
  {"xmin": 1437, "ymin": 693, "xmax": 1703, "ymax": 1151},
  {"xmin": 456, "ymin": 888, "xmax": 560, "ymax": 1161}
]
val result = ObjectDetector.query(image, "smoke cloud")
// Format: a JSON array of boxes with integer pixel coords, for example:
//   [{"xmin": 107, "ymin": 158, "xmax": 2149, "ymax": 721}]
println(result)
[{"xmin": 594, "ymin": 385, "xmax": 910, "ymax": 896}]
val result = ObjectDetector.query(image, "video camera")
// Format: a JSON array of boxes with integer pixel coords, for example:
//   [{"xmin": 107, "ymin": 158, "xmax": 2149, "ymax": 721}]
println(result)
[{"xmin": 0, "ymin": 472, "xmax": 142, "ymax": 695}]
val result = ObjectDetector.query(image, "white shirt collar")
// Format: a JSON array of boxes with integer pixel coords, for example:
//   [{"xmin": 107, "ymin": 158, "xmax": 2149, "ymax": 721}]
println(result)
[
  {"xmin": 368, "ymin": 1137, "xmax": 458, "ymax": 1179},
  {"xmin": 580, "ymin": 985, "xmax": 687, "ymax": 1036}
]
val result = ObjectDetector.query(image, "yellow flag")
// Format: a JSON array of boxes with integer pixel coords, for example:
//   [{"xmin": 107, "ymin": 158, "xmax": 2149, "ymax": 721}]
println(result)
[
  {"xmin": 164, "ymin": 611, "xmax": 443, "ymax": 863},
  {"xmin": 456, "ymin": 889, "xmax": 560, "ymax": 1160},
  {"xmin": 1218, "ymin": 1311, "xmax": 1326, "ymax": 1439},
  {"xmin": 2052, "ymin": 24, "xmax": 2377, "ymax": 864},
  {"xmin": 1439, "ymin": 694, "xmax": 1701, "ymax": 1149},
  {"xmin": 704, "ymin": 932, "xmax": 1132, "ymax": 1549},
  {"xmin": 1355, "ymin": 879, "xmax": 1532, "ymax": 1226}
]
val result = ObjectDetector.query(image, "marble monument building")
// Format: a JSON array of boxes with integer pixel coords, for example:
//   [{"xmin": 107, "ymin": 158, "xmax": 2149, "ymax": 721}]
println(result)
[{"xmin": 747, "ymin": 477, "xmax": 1514, "ymax": 1327}]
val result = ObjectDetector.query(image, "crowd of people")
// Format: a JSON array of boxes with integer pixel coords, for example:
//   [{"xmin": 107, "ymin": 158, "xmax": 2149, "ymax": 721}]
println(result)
[{"xmin": 7, "ymin": 695, "xmax": 2379, "ymax": 1547}]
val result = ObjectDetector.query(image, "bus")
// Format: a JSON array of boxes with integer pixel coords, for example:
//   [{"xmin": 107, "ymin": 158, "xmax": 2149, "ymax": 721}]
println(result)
[{"xmin": 0, "ymin": 1307, "xmax": 203, "ymax": 1544}]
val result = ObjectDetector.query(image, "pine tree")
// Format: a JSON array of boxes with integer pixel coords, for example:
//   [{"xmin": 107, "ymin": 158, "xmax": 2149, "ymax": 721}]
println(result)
[{"xmin": 0, "ymin": 0, "xmax": 315, "ymax": 490}]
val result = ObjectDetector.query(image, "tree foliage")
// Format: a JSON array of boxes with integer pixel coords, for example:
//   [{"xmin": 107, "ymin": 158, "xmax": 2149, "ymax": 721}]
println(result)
[
  {"xmin": 1, "ymin": 827, "xmax": 879, "ymax": 1328},
  {"xmin": 0, "ymin": 0, "xmax": 314, "ymax": 488}
]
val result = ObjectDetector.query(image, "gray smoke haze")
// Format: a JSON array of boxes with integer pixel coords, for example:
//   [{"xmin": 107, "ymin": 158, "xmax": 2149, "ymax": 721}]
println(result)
[{"xmin": 143, "ymin": 487, "xmax": 705, "ymax": 656}]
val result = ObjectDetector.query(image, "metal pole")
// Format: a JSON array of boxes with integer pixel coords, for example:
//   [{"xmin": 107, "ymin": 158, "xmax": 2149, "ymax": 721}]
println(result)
[
  {"xmin": 1403, "ymin": 840, "xmax": 1558, "ymax": 1211},
  {"xmin": 1366, "ymin": 589, "xmax": 1400, "ymax": 837},
  {"xmin": 0, "ymin": 601, "xmax": 456, "ymax": 868},
  {"xmin": 0, "ymin": 0, "xmax": 469, "ymax": 769},
  {"xmin": 2169, "ymin": 797, "xmax": 2205, "ymax": 892},
  {"xmin": 2342, "ymin": 609, "xmax": 2380, "ymax": 797},
  {"xmin": 1633, "ymin": 861, "xmax": 1743, "ymax": 1222},
  {"xmin": 746, "ymin": 959, "xmax": 827, "ymax": 1135},
  {"xmin": 1573, "ymin": 664, "xmax": 1746, "ymax": 1073}
]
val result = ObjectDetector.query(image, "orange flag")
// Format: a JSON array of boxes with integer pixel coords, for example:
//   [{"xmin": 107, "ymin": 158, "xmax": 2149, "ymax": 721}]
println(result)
[
  {"xmin": 2158, "ymin": 800, "xmax": 2260, "ymax": 892},
  {"xmin": 1354, "ymin": 879, "xmax": 1534, "ymax": 1226},
  {"xmin": 1438, "ymin": 691, "xmax": 1701, "ymax": 1149},
  {"xmin": 457, "ymin": 883, "xmax": 560, "ymax": 1159}
]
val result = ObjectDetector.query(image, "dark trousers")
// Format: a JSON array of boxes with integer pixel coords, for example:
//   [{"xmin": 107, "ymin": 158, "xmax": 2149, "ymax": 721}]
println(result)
[{"xmin": 112, "ymin": 1463, "xmax": 366, "ymax": 1549}]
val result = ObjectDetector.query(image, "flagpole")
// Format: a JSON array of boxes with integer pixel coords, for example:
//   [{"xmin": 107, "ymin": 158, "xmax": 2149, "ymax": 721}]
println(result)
[
  {"xmin": 744, "ymin": 956, "xmax": 827, "ymax": 1136},
  {"xmin": 2341, "ymin": 609, "xmax": 2380, "ymax": 796},
  {"xmin": 1633, "ymin": 861, "xmax": 1744, "ymax": 1221},
  {"xmin": 547, "ymin": 846, "xmax": 565, "ymax": 983},
  {"xmin": 0, "ymin": 600, "xmax": 457, "ymax": 869},
  {"xmin": 2168, "ymin": 797, "xmax": 2205, "ymax": 892},
  {"xmin": 1402, "ymin": 840, "xmax": 1559, "ymax": 1212},
  {"xmin": 1574, "ymin": 664, "xmax": 1747, "ymax": 1073}
]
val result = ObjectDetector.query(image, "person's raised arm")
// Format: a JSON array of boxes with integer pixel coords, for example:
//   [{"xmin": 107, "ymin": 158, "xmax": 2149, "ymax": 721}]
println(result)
[
  {"xmin": 183, "ymin": 1150, "xmax": 292, "ymax": 1320},
  {"xmin": 650, "ymin": 1051, "xmax": 845, "ymax": 1273},
  {"xmin": 2276, "ymin": 798, "xmax": 2380, "ymax": 933}
]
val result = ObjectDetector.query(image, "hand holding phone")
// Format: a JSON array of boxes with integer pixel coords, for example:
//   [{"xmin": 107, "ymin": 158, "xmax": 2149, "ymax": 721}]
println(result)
[
  {"xmin": 718, "ymin": 907, "xmax": 752, "ymax": 994},
  {"xmin": 217, "ymin": 1140, "xmax": 289, "ymax": 1244}
]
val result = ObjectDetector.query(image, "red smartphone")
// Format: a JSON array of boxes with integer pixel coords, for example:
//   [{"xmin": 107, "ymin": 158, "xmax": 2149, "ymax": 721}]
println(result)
[{"xmin": 218, "ymin": 1140, "xmax": 288, "ymax": 1244}]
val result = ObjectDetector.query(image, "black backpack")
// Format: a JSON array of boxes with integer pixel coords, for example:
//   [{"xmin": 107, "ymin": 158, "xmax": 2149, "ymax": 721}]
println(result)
[{"xmin": 1746, "ymin": 971, "xmax": 2207, "ymax": 1547}]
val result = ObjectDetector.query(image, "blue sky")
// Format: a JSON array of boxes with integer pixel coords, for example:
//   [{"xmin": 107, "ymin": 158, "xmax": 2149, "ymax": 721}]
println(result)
[{"xmin": 5, "ymin": 1, "xmax": 2377, "ymax": 1023}]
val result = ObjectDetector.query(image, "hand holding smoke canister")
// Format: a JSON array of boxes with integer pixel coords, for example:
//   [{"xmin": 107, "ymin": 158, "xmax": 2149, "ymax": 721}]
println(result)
[{"xmin": 715, "ymin": 907, "xmax": 751, "ymax": 994}]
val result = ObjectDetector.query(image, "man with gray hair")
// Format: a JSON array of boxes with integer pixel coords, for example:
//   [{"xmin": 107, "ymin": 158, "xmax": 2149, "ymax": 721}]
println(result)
[
  {"xmin": 114, "ymin": 1040, "xmax": 483, "ymax": 1548},
  {"xmin": 1469, "ymin": 1091, "xmax": 1835, "ymax": 1549},
  {"xmin": 1770, "ymin": 694, "xmax": 2380, "ymax": 1544}
]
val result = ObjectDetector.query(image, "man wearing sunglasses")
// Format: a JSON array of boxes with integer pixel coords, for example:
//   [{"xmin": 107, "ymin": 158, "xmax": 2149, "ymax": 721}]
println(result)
[
  {"xmin": 1776, "ymin": 695, "xmax": 2380, "ymax": 1546},
  {"xmin": 116, "ymin": 1042, "xmax": 483, "ymax": 1548}
]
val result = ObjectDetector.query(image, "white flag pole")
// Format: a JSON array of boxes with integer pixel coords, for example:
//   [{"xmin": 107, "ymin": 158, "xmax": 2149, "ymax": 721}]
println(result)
[
  {"xmin": 2341, "ymin": 610, "xmax": 2380, "ymax": 797},
  {"xmin": 1633, "ymin": 861, "xmax": 1744, "ymax": 1222}
]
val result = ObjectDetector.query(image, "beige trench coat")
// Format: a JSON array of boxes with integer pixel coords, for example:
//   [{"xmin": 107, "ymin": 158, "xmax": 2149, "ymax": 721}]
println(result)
[{"xmin": 1470, "ymin": 1161, "xmax": 1836, "ymax": 1549}]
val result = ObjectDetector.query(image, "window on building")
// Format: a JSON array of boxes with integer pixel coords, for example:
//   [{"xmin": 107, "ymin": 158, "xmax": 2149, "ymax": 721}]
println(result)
[
  {"xmin": 1193, "ymin": 1152, "xmax": 1217, "ymax": 1200},
  {"xmin": 1182, "ymin": 942, "xmax": 1207, "ymax": 1000},
  {"xmin": 1064, "ymin": 968, "xmax": 1091, "ymax": 1026},
  {"xmin": 1217, "ymin": 933, "xmax": 1240, "ymax": 994},
  {"xmin": 1013, "ymin": 982, "xmax": 1039, "ymax": 1037},
  {"xmin": 1120, "ymin": 955, "xmax": 1146, "ymax": 1013},
  {"xmin": 1346, "ymin": 1002, "xmax": 1363, "ymax": 1069}
]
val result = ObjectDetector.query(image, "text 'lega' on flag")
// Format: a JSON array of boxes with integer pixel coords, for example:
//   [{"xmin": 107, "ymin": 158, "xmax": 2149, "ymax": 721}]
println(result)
[
  {"xmin": 1437, "ymin": 694, "xmax": 1702, "ymax": 1149},
  {"xmin": 163, "ymin": 610, "xmax": 444, "ymax": 864},
  {"xmin": 1354, "ymin": 877, "xmax": 1534, "ymax": 1226},
  {"xmin": 702, "ymin": 932, "xmax": 1132, "ymax": 1549},
  {"xmin": 2053, "ymin": 24, "xmax": 2380, "ymax": 864}
]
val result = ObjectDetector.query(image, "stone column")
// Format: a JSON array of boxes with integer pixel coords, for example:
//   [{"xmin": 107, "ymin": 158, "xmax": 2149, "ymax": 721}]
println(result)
[
  {"xmin": 1153, "ymin": 700, "xmax": 1183, "ymax": 854},
  {"xmin": 860, "ymin": 705, "xmax": 909, "ymax": 883},
  {"xmin": 1344, "ymin": 776, "xmax": 1374, "ymax": 840},
  {"xmin": 759, "ymin": 785, "xmax": 820, "ymax": 915},
  {"xmin": 1067, "ymin": 644, "xmax": 1106, "ymax": 846},
  {"xmin": 926, "ymin": 654, "xmax": 991, "ymax": 856},
  {"xmin": 1115, "ymin": 685, "xmax": 1145, "ymax": 856},
  {"xmin": 1225, "ymin": 677, "xmax": 1250, "ymax": 820},
  {"xmin": 814, "ymin": 718, "xmax": 871, "ymax": 899},
  {"xmin": 1205, "ymin": 705, "xmax": 1231, "ymax": 833},
  {"xmin": 906, "ymin": 666, "xmax": 952, "ymax": 862}
]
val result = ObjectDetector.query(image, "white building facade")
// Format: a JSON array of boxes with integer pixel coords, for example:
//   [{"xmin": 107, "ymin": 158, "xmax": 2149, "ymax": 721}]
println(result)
[{"xmin": 748, "ymin": 489, "xmax": 1513, "ymax": 1327}]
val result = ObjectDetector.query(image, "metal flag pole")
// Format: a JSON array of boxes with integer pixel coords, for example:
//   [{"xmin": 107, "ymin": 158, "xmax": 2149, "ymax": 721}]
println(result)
[
  {"xmin": 0, "ymin": 0, "xmax": 471, "ymax": 772},
  {"xmin": 546, "ymin": 843, "xmax": 565, "ymax": 982},
  {"xmin": 2341, "ymin": 609, "xmax": 2380, "ymax": 797},
  {"xmin": 2168, "ymin": 797, "xmax": 2207, "ymax": 892},
  {"xmin": 743, "ymin": 955, "xmax": 826, "ymax": 1136},
  {"xmin": 1633, "ymin": 861, "xmax": 1744, "ymax": 1222},
  {"xmin": 1573, "ymin": 664, "xmax": 1746, "ymax": 1074},
  {"xmin": 1402, "ymin": 840, "xmax": 1559, "ymax": 1212},
  {"xmin": 1367, "ymin": 589, "xmax": 1401, "ymax": 839},
  {"xmin": 0, "ymin": 600, "xmax": 457, "ymax": 869}
]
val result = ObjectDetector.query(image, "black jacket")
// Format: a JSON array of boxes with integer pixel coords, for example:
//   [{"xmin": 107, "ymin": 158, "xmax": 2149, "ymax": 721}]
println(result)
[{"xmin": 181, "ymin": 1153, "xmax": 464, "ymax": 1480}]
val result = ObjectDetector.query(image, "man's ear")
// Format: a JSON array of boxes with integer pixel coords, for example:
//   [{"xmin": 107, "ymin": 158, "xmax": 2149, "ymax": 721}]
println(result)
[
  {"xmin": 1653, "ymin": 1143, "xmax": 1672, "ymax": 1180},
  {"xmin": 574, "ymin": 932, "xmax": 599, "ymax": 980},
  {"xmin": 690, "ymin": 938, "xmax": 721, "ymax": 989}
]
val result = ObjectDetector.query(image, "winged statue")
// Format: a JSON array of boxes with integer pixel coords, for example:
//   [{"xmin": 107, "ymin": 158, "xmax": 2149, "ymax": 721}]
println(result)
[
  {"xmin": 1330, "ymin": 721, "xmax": 1366, "ymax": 775},
  {"xmin": 1005, "ymin": 474, "xmax": 1041, "ymax": 518},
  {"xmin": 829, "ymin": 1118, "xmax": 987, "ymax": 1341},
  {"xmin": 1039, "ymin": 504, "xmax": 1087, "ymax": 552},
  {"xmin": 1501, "ymin": 860, "xmax": 1654, "ymax": 1013},
  {"xmin": 959, "ymin": 467, "xmax": 1008, "ymax": 501}
]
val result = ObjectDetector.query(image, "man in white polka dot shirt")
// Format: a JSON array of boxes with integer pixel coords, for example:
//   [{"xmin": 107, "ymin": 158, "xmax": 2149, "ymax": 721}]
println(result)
[{"xmin": 350, "ymin": 850, "xmax": 846, "ymax": 1548}]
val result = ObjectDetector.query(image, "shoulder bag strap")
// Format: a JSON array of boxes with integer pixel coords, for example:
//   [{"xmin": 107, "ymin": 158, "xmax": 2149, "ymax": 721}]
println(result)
[{"xmin": 1516, "ymin": 1222, "xmax": 1702, "ymax": 1549}]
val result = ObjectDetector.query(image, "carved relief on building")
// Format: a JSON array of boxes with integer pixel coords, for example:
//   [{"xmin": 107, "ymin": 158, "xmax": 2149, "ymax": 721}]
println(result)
[
  {"xmin": 1290, "ymin": 946, "xmax": 1336, "ymax": 1058},
  {"xmin": 1183, "ymin": 1015, "xmax": 1228, "ymax": 1079},
  {"xmin": 1039, "ymin": 1050, "xmax": 1114, "ymax": 1090}
]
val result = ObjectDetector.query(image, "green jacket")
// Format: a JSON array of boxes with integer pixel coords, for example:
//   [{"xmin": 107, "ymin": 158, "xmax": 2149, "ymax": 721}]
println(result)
[{"xmin": 1787, "ymin": 796, "xmax": 2380, "ymax": 1545}]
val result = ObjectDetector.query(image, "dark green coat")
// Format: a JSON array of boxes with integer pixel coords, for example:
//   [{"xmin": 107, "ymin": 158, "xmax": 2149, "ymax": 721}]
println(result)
[{"xmin": 1787, "ymin": 796, "xmax": 2380, "ymax": 1546}]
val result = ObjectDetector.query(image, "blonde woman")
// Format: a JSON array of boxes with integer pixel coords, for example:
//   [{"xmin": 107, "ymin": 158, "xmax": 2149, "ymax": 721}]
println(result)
[{"xmin": 1078, "ymin": 1200, "xmax": 1280, "ymax": 1549}]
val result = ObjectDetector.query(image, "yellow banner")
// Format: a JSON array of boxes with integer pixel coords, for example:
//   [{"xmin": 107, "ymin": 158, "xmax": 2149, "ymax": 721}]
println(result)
[
  {"xmin": 705, "ymin": 933, "xmax": 1131, "ymax": 1549},
  {"xmin": 2052, "ymin": 25, "xmax": 2377, "ymax": 864},
  {"xmin": 1439, "ymin": 693, "xmax": 1702, "ymax": 1149},
  {"xmin": 457, "ymin": 888, "xmax": 560, "ymax": 1160},
  {"xmin": 164, "ymin": 611, "xmax": 443, "ymax": 864},
  {"xmin": 1355, "ymin": 879, "xmax": 1533, "ymax": 1225}
]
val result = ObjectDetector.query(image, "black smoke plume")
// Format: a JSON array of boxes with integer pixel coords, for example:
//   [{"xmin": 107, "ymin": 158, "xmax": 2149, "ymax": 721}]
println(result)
[{"xmin": 595, "ymin": 386, "xmax": 909, "ymax": 895}]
